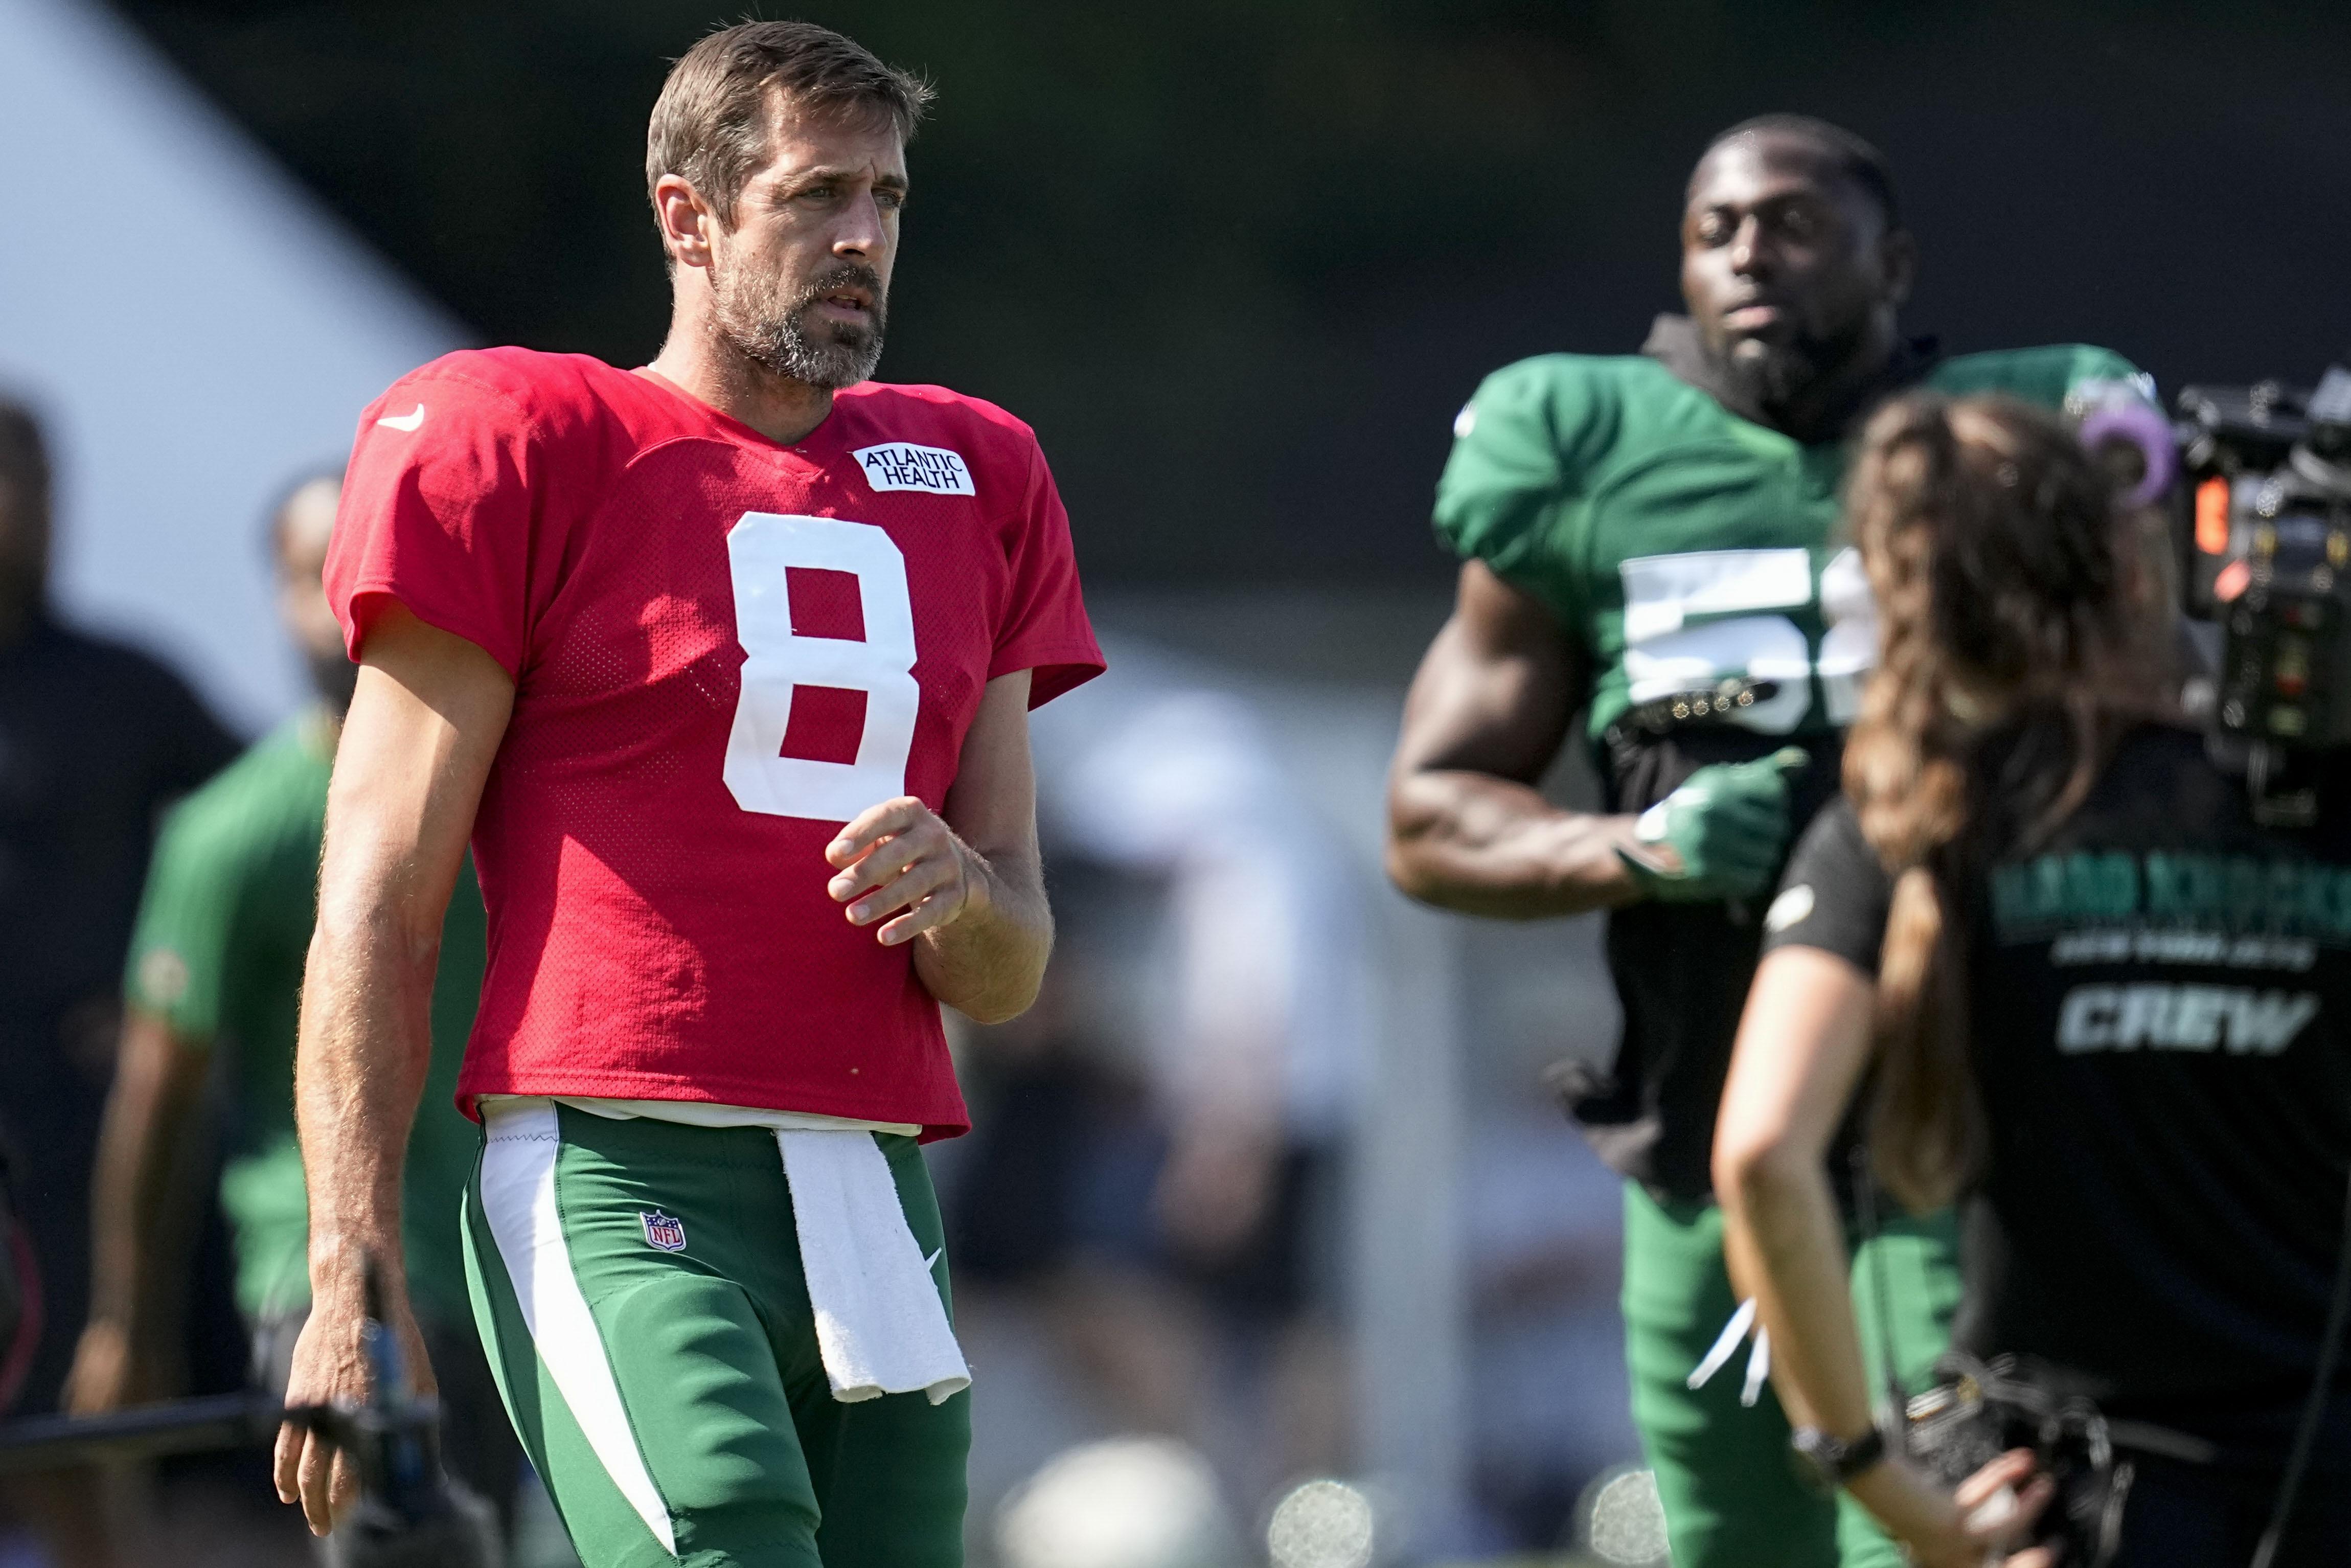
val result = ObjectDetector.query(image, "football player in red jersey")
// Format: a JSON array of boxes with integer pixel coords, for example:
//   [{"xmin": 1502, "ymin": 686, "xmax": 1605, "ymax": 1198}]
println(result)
[{"xmin": 272, "ymin": 23, "xmax": 1103, "ymax": 1567}]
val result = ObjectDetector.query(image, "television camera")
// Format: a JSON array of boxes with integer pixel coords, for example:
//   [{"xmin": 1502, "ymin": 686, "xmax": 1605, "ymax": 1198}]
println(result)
[{"xmin": 2170, "ymin": 366, "xmax": 2351, "ymax": 822}]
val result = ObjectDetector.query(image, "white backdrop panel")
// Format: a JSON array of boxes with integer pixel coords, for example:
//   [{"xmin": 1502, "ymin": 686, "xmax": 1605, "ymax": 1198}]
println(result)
[{"xmin": 0, "ymin": 0, "xmax": 460, "ymax": 731}]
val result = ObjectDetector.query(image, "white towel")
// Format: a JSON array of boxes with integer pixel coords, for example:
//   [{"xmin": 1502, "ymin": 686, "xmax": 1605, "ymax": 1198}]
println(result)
[
  {"xmin": 1686, "ymin": 1297, "xmax": 1772, "ymax": 1408},
  {"xmin": 777, "ymin": 1127, "xmax": 971, "ymax": 1405}
]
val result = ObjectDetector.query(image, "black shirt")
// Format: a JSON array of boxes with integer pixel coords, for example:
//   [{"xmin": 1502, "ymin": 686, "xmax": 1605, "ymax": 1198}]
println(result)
[
  {"xmin": 0, "ymin": 613, "xmax": 240, "ymax": 1035},
  {"xmin": 1561, "ymin": 725, "xmax": 1845, "ymax": 1199},
  {"xmin": 1767, "ymin": 723, "xmax": 2351, "ymax": 1443},
  {"xmin": 0, "ymin": 612, "xmax": 238, "ymax": 1413}
]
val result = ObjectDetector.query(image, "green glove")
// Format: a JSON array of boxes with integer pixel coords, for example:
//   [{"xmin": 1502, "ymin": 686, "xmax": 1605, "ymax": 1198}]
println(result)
[{"xmin": 1616, "ymin": 747, "xmax": 1810, "ymax": 903}]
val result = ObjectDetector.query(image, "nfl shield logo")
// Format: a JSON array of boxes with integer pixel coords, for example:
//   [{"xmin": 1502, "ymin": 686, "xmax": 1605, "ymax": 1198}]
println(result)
[{"xmin": 640, "ymin": 1210, "xmax": 687, "ymax": 1252}]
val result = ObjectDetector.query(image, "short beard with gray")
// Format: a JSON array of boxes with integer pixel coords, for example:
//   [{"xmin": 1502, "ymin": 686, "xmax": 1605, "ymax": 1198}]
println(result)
[{"xmin": 713, "ymin": 261, "xmax": 888, "ymax": 390}]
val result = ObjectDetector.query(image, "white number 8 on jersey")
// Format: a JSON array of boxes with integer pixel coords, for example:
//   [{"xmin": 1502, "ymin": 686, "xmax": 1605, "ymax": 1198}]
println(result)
[{"xmin": 723, "ymin": 513, "xmax": 919, "ymax": 823}]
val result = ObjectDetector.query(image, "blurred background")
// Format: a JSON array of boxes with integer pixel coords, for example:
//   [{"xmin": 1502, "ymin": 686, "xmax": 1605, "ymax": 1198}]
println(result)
[{"xmin": 0, "ymin": 1, "xmax": 2347, "ymax": 1564}]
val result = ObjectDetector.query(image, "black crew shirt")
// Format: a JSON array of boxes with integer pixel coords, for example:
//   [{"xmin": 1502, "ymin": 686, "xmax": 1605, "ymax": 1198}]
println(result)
[{"xmin": 1765, "ymin": 723, "xmax": 2351, "ymax": 1446}]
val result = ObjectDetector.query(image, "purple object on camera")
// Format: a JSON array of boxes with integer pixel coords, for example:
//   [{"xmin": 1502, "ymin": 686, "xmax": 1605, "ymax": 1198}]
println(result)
[{"xmin": 2077, "ymin": 399, "xmax": 2178, "ymax": 507}]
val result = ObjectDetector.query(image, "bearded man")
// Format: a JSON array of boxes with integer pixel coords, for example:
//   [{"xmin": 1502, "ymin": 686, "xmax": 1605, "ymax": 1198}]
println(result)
[
  {"xmin": 273, "ymin": 23, "xmax": 1103, "ymax": 1567},
  {"xmin": 1386, "ymin": 115, "xmax": 2145, "ymax": 1567}
]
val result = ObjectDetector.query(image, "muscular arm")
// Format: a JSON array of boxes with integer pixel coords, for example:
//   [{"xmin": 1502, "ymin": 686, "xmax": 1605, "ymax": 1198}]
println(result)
[
  {"xmin": 1386, "ymin": 560, "xmax": 1644, "ymax": 917},
  {"xmin": 277, "ymin": 604, "xmax": 512, "ymax": 1532},
  {"xmin": 67, "ymin": 1012, "xmax": 213, "ymax": 1412},
  {"xmin": 826, "ymin": 670, "xmax": 1051, "ymax": 1025}
]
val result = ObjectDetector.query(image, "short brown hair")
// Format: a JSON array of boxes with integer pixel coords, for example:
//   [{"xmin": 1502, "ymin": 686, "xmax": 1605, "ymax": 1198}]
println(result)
[
  {"xmin": 0, "ymin": 400, "xmax": 52, "ymax": 535},
  {"xmin": 646, "ymin": 20, "xmax": 932, "ymax": 224}
]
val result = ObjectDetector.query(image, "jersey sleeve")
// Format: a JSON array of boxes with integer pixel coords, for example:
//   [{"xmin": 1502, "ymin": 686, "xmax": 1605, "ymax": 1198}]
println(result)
[
  {"xmin": 326, "ymin": 359, "xmax": 552, "ymax": 680},
  {"xmin": 992, "ymin": 437, "xmax": 1105, "ymax": 708},
  {"xmin": 1935, "ymin": 344, "xmax": 2152, "ymax": 414},
  {"xmin": 1761, "ymin": 794, "xmax": 1894, "ymax": 976},
  {"xmin": 124, "ymin": 792, "xmax": 255, "ymax": 1047},
  {"xmin": 2046, "ymin": 345, "xmax": 2155, "ymax": 419},
  {"xmin": 2054, "ymin": 344, "xmax": 2150, "ymax": 400},
  {"xmin": 1432, "ymin": 356, "xmax": 1608, "ymax": 597}
]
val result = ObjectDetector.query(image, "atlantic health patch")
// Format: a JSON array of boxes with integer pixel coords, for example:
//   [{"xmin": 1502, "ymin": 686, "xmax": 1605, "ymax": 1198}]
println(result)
[{"xmin": 854, "ymin": 443, "xmax": 976, "ymax": 496}]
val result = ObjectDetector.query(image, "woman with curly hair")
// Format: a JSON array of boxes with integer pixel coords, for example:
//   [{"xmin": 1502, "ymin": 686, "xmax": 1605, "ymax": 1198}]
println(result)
[{"xmin": 1714, "ymin": 392, "xmax": 2351, "ymax": 1566}]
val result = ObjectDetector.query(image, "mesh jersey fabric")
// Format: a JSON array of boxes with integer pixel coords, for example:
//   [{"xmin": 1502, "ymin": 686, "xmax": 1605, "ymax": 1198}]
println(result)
[
  {"xmin": 123, "ymin": 711, "xmax": 488, "ymax": 1320},
  {"xmin": 327, "ymin": 349, "xmax": 1103, "ymax": 1138},
  {"xmin": 1429, "ymin": 337, "xmax": 2142, "ymax": 1198}
]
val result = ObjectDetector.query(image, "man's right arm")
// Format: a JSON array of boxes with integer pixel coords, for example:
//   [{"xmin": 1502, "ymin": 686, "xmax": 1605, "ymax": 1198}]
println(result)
[
  {"xmin": 273, "ymin": 603, "xmax": 512, "ymax": 1536},
  {"xmin": 1385, "ymin": 560, "xmax": 1645, "ymax": 918}
]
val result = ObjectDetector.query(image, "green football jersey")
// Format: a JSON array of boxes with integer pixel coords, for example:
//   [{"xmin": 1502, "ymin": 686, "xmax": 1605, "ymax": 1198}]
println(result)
[
  {"xmin": 1432, "ymin": 333, "xmax": 2144, "ymax": 1199},
  {"xmin": 1436, "ymin": 340, "xmax": 2145, "ymax": 745},
  {"xmin": 124, "ymin": 712, "xmax": 484, "ymax": 1321}
]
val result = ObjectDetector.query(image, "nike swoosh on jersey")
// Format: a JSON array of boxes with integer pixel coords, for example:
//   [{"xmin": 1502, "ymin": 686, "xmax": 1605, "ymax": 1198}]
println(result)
[{"xmin": 376, "ymin": 404, "xmax": 426, "ymax": 432}]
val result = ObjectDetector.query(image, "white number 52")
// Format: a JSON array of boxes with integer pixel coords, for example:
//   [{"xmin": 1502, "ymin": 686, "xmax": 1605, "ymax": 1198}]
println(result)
[{"xmin": 723, "ymin": 513, "xmax": 919, "ymax": 823}]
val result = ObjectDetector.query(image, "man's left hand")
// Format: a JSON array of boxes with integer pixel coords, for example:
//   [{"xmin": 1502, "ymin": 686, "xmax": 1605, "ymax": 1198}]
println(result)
[
  {"xmin": 827, "ymin": 797, "xmax": 983, "ymax": 945},
  {"xmin": 273, "ymin": 1263, "xmax": 434, "ymax": 1536}
]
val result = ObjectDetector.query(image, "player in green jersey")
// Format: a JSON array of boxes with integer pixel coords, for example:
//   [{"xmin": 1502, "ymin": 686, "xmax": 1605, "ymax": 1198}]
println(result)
[
  {"xmin": 63, "ymin": 475, "xmax": 535, "ymax": 1550},
  {"xmin": 1385, "ymin": 115, "xmax": 2146, "ymax": 1567}
]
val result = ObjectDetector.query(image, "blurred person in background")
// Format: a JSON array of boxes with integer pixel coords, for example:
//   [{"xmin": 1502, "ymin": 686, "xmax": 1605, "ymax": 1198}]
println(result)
[
  {"xmin": 1460, "ymin": 1038, "xmax": 1643, "ymax": 1550},
  {"xmin": 63, "ymin": 473, "xmax": 557, "ymax": 1560},
  {"xmin": 1047, "ymin": 679, "xmax": 1363, "ymax": 1503},
  {"xmin": 1713, "ymin": 394, "xmax": 2351, "ymax": 1565},
  {"xmin": 952, "ymin": 664, "xmax": 1366, "ymax": 1524},
  {"xmin": 942, "ymin": 891, "xmax": 1227, "ymax": 1544},
  {"xmin": 944, "ymin": 862, "xmax": 1207, "ymax": 1444},
  {"xmin": 0, "ymin": 398, "xmax": 240, "ymax": 1563},
  {"xmin": 1384, "ymin": 115, "xmax": 2145, "ymax": 1567}
]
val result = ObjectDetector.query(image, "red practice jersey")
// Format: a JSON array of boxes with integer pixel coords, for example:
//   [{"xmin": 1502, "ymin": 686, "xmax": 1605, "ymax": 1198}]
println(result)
[{"xmin": 327, "ymin": 349, "xmax": 1103, "ymax": 1137}]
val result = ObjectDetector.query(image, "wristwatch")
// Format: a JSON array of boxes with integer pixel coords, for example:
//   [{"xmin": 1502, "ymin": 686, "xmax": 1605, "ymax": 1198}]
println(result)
[{"xmin": 1789, "ymin": 1424, "xmax": 1888, "ymax": 1496}]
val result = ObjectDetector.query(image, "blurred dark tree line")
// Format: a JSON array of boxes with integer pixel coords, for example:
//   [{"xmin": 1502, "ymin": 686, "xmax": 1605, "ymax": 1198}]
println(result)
[{"xmin": 110, "ymin": 0, "xmax": 2351, "ymax": 585}]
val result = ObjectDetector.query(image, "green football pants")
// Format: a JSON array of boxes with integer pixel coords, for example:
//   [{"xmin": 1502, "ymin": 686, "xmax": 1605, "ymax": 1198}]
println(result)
[
  {"xmin": 1622, "ymin": 1183, "xmax": 1961, "ymax": 1568},
  {"xmin": 462, "ymin": 1102, "xmax": 969, "ymax": 1568}
]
